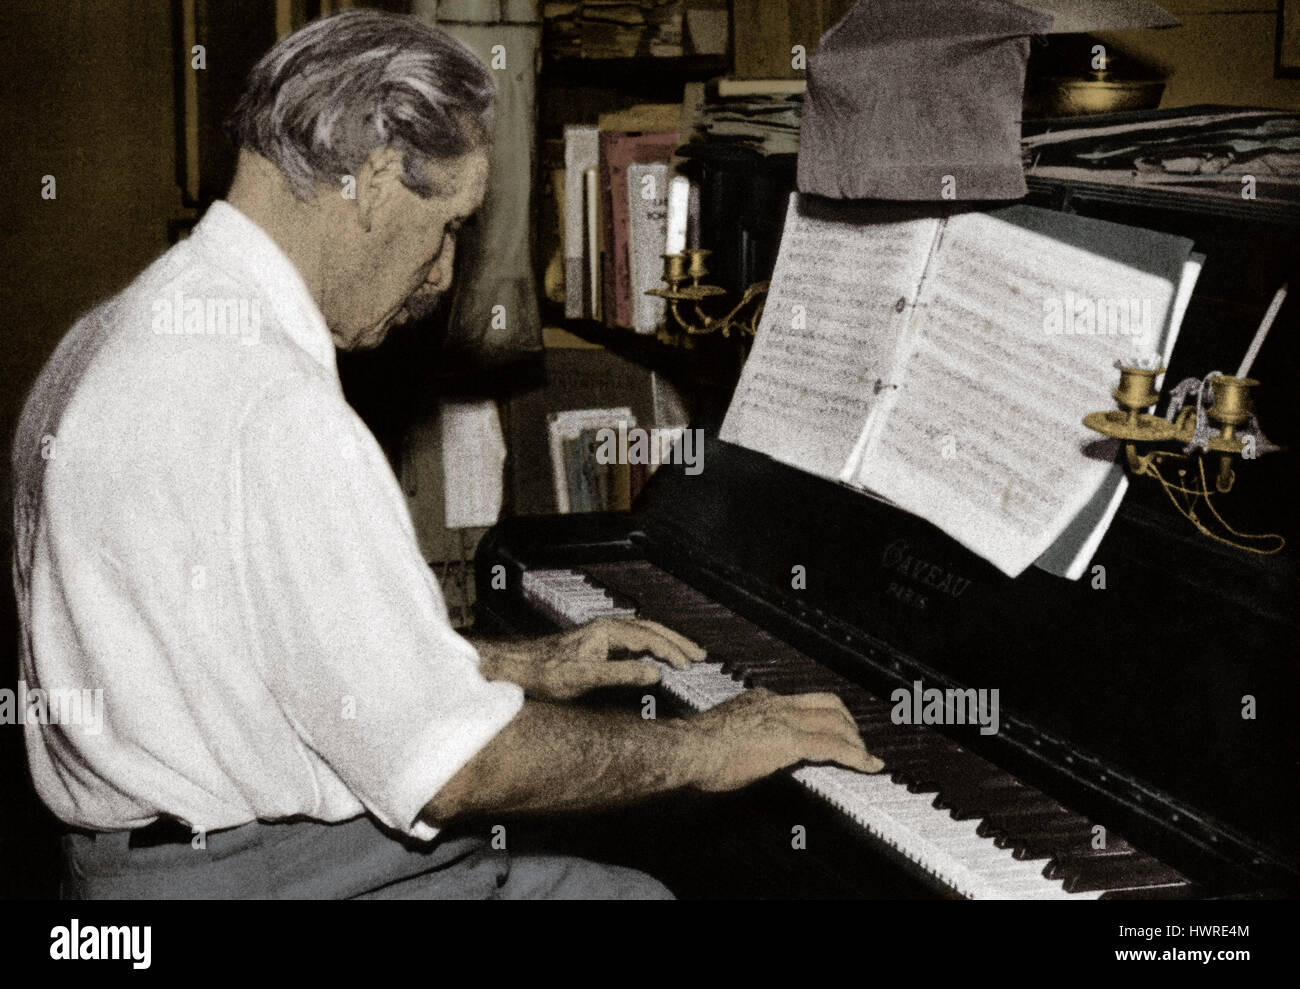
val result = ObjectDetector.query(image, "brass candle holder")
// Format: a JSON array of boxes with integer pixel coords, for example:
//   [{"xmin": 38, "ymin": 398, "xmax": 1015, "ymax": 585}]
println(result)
[
  {"xmin": 1084, "ymin": 367, "xmax": 1283, "ymax": 553},
  {"xmin": 1207, "ymin": 374, "xmax": 1257, "ymax": 446},
  {"xmin": 645, "ymin": 248, "xmax": 769, "ymax": 347}
]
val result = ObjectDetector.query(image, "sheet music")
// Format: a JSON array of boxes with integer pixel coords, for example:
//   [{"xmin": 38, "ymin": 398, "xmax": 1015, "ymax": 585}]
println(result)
[
  {"xmin": 852, "ymin": 206, "xmax": 1194, "ymax": 577},
  {"xmin": 1034, "ymin": 253, "xmax": 1203, "ymax": 579},
  {"xmin": 720, "ymin": 195, "xmax": 939, "ymax": 478}
]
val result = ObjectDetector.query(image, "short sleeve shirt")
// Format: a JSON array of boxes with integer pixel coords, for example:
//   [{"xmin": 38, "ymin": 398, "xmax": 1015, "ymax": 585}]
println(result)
[{"xmin": 11, "ymin": 201, "xmax": 523, "ymax": 840}]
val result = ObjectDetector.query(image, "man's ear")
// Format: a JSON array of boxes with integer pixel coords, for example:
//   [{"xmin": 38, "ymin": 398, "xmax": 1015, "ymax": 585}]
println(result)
[{"xmin": 353, "ymin": 147, "xmax": 406, "ymax": 233}]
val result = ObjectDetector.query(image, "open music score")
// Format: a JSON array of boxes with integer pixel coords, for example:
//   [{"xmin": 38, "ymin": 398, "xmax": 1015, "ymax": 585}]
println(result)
[{"xmin": 720, "ymin": 193, "xmax": 1201, "ymax": 579}]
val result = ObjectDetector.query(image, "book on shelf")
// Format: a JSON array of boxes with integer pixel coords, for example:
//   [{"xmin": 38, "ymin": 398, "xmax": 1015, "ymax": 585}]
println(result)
[
  {"xmin": 547, "ymin": 407, "xmax": 636, "ymax": 513},
  {"xmin": 685, "ymin": 85, "xmax": 805, "ymax": 158},
  {"xmin": 597, "ymin": 103, "xmax": 683, "ymax": 133},
  {"xmin": 584, "ymin": 167, "xmax": 601, "ymax": 321},
  {"xmin": 559, "ymin": 100, "xmax": 692, "ymax": 330},
  {"xmin": 575, "ymin": 428, "xmax": 613, "ymax": 512},
  {"xmin": 562, "ymin": 434, "xmax": 588, "ymax": 513},
  {"xmin": 544, "ymin": 1, "xmax": 689, "ymax": 60},
  {"xmin": 626, "ymin": 162, "xmax": 670, "ymax": 335},
  {"xmin": 608, "ymin": 456, "xmax": 633, "ymax": 511},
  {"xmin": 563, "ymin": 125, "xmax": 600, "ymax": 319},
  {"xmin": 598, "ymin": 129, "xmax": 679, "ymax": 330},
  {"xmin": 715, "ymin": 77, "xmax": 807, "ymax": 97},
  {"xmin": 720, "ymin": 193, "xmax": 1203, "ymax": 579},
  {"xmin": 541, "ymin": 161, "xmax": 566, "ymax": 306}
]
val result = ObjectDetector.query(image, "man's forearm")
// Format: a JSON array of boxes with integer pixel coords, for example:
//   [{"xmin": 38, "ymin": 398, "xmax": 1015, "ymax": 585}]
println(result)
[
  {"xmin": 421, "ymin": 700, "xmax": 703, "ymax": 825},
  {"xmin": 427, "ymin": 630, "xmax": 878, "ymax": 826}
]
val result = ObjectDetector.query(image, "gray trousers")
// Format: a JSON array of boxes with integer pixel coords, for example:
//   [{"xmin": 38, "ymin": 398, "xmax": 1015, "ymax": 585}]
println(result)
[{"xmin": 62, "ymin": 815, "xmax": 673, "ymax": 900}]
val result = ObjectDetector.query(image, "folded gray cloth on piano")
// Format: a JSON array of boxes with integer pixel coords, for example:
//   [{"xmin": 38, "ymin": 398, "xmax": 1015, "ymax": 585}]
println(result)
[{"xmin": 797, "ymin": 0, "xmax": 1053, "ymax": 201}]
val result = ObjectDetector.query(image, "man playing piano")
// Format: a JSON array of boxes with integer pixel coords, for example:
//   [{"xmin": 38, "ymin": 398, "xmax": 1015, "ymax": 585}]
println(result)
[{"xmin": 11, "ymin": 9, "xmax": 877, "ymax": 900}]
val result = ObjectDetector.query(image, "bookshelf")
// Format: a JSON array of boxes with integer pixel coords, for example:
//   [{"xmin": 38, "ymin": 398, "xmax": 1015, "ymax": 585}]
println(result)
[
  {"xmin": 519, "ymin": 10, "xmax": 737, "ymax": 519},
  {"xmin": 517, "ymin": 2, "xmax": 853, "ymax": 517}
]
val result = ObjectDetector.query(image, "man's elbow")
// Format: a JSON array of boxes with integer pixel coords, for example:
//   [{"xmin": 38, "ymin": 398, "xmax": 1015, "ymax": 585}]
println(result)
[{"xmin": 420, "ymin": 764, "xmax": 477, "ymax": 828}]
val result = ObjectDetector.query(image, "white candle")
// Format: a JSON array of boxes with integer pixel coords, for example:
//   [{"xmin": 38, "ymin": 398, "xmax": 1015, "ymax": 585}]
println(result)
[
  {"xmin": 1237, "ymin": 283, "xmax": 1287, "ymax": 378},
  {"xmin": 665, "ymin": 176, "xmax": 690, "ymax": 255}
]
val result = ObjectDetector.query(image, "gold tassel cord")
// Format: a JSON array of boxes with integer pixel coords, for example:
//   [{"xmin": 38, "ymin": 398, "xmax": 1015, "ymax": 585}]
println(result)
[{"xmin": 1141, "ymin": 454, "xmax": 1285, "ymax": 555}]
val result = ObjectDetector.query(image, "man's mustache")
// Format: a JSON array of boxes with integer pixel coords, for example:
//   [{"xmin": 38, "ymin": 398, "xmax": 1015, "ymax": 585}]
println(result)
[{"xmin": 396, "ymin": 287, "xmax": 444, "ymax": 325}]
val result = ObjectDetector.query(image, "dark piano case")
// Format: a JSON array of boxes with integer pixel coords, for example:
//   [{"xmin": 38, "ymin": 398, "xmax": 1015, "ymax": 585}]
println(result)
[{"xmin": 475, "ymin": 153, "xmax": 1300, "ymax": 899}]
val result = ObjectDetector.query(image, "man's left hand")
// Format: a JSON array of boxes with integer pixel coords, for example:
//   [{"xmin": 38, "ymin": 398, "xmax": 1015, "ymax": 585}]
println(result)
[{"xmin": 474, "ymin": 618, "xmax": 707, "ymax": 701}]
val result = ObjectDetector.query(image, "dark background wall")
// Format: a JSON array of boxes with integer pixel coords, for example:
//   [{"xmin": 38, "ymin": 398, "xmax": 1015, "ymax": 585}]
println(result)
[
  {"xmin": 0, "ymin": 0, "xmax": 408, "ymax": 898},
  {"xmin": 1, "ymin": 1, "xmax": 181, "ymax": 898}
]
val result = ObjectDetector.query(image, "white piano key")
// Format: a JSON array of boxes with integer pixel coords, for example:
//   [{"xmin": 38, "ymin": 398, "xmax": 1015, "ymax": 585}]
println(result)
[{"xmin": 521, "ymin": 567, "xmax": 1112, "ymax": 900}]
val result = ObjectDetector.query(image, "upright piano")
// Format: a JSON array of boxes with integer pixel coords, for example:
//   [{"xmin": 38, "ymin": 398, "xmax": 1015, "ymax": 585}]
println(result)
[{"xmin": 472, "ymin": 171, "xmax": 1300, "ymax": 900}]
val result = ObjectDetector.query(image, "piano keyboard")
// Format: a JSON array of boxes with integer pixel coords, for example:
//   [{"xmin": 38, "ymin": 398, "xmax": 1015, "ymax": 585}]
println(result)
[{"xmin": 520, "ymin": 562, "xmax": 1195, "ymax": 900}]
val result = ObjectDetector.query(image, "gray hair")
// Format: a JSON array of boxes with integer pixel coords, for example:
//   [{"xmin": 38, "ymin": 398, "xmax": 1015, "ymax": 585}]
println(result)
[{"xmin": 226, "ymin": 9, "xmax": 494, "ymax": 200}]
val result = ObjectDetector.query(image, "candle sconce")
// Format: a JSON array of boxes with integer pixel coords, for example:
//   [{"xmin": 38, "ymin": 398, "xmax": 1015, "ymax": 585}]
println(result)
[
  {"xmin": 646, "ymin": 249, "xmax": 769, "ymax": 347},
  {"xmin": 1084, "ymin": 365, "xmax": 1285, "ymax": 554}
]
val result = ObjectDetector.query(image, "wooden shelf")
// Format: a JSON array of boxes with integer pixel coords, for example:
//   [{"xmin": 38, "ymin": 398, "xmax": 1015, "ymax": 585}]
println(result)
[
  {"xmin": 554, "ymin": 316, "xmax": 747, "ymax": 415},
  {"xmin": 544, "ymin": 54, "xmax": 729, "ymax": 84}
]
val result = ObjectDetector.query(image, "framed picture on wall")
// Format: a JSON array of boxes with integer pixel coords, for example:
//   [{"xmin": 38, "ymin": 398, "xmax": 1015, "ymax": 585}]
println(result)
[{"xmin": 1279, "ymin": 0, "xmax": 1300, "ymax": 77}]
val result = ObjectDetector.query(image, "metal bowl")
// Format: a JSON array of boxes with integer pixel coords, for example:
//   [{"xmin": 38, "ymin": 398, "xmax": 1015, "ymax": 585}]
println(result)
[{"xmin": 1024, "ymin": 71, "xmax": 1166, "ymax": 118}]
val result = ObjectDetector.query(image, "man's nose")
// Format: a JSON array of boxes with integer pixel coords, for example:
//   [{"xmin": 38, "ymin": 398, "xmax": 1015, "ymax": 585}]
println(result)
[{"xmin": 426, "ymin": 236, "xmax": 456, "ymax": 294}]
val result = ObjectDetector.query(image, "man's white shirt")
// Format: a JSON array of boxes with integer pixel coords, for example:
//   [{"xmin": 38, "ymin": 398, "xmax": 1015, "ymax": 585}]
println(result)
[{"xmin": 11, "ymin": 201, "xmax": 523, "ymax": 841}]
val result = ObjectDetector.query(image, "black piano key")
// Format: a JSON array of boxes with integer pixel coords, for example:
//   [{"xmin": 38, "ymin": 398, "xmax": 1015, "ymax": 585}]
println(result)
[
  {"xmin": 951, "ymin": 796, "xmax": 1055, "ymax": 827},
  {"xmin": 994, "ymin": 818, "xmax": 1100, "ymax": 858},
  {"xmin": 1098, "ymin": 882, "xmax": 1197, "ymax": 900},
  {"xmin": 719, "ymin": 654, "xmax": 788, "ymax": 674},
  {"xmin": 878, "ymin": 738, "xmax": 998, "ymax": 795},
  {"xmin": 975, "ymin": 798, "xmax": 1069, "ymax": 837},
  {"xmin": 746, "ymin": 668, "xmax": 847, "ymax": 692},
  {"xmin": 944, "ymin": 776, "xmax": 1034, "ymax": 821},
  {"xmin": 1002, "ymin": 826, "xmax": 1101, "ymax": 860},
  {"xmin": 1062, "ymin": 854, "xmax": 1190, "ymax": 894},
  {"xmin": 984, "ymin": 804, "xmax": 1088, "ymax": 831},
  {"xmin": 1043, "ymin": 841, "xmax": 1142, "ymax": 879},
  {"xmin": 886, "ymin": 746, "xmax": 977, "ymax": 791},
  {"xmin": 902, "ymin": 766, "xmax": 958, "ymax": 794},
  {"xmin": 929, "ymin": 766, "xmax": 1006, "ymax": 809},
  {"xmin": 905, "ymin": 779, "xmax": 943, "ymax": 794},
  {"xmin": 570, "ymin": 562, "xmax": 1193, "ymax": 897},
  {"xmin": 1019, "ymin": 820, "xmax": 1117, "ymax": 858},
  {"xmin": 990, "ymin": 812, "xmax": 1094, "ymax": 845},
  {"xmin": 606, "ymin": 590, "xmax": 639, "ymax": 612},
  {"xmin": 864, "ymin": 737, "xmax": 936, "ymax": 765},
  {"xmin": 884, "ymin": 737, "xmax": 967, "ymax": 769},
  {"xmin": 843, "ymin": 698, "xmax": 891, "ymax": 722}
]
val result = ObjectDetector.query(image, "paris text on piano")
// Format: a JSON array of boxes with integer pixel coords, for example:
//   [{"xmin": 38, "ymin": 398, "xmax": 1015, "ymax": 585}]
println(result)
[{"xmin": 882, "ymin": 538, "xmax": 974, "ymax": 611}]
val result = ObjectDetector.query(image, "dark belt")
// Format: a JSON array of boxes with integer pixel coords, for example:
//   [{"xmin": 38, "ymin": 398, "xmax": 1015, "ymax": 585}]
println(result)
[{"xmin": 128, "ymin": 816, "xmax": 195, "ymax": 849}]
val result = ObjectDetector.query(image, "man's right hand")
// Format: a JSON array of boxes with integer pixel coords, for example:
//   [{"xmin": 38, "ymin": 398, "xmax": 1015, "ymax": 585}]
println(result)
[
  {"xmin": 423, "ymin": 689, "xmax": 883, "ymax": 827},
  {"xmin": 687, "ymin": 688, "xmax": 883, "ymax": 792}
]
